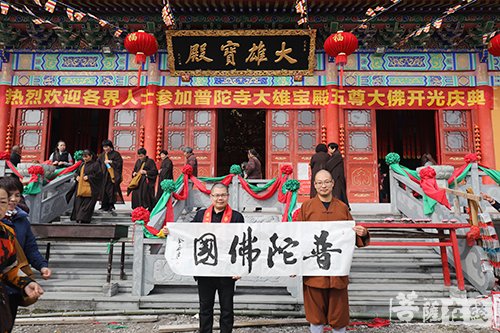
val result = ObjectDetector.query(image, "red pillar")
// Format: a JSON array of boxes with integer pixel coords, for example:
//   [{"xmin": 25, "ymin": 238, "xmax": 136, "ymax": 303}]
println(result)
[
  {"xmin": 0, "ymin": 85, "xmax": 10, "ymax": 151},
  {"xmin": 325, "ymin": 61, "xmax": 339, "ymax": 144},
  {"xmin": 476, "ymin": 63, "xmax": 496, "ymax": 169},
  {"xmin": 143, "ymin": 60, "xmax": 160, "ymax": 160},
  {"xmin": 143, "ymin": 84, "xmax": 158, "ymax": 160}
]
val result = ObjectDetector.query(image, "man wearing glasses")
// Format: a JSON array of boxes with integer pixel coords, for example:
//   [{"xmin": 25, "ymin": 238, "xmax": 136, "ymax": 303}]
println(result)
[
  {"xmin": 296, "ymin": 170, "xmax": 369, "ymax": 333},
  {"xmin": 191, "ymin": 183, "xmax": 244, "ymax": 333}
]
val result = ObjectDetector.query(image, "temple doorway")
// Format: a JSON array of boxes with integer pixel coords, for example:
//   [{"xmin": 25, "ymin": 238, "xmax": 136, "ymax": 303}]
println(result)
[
  {"xmin": 216, "ymin": 109, "xmax": 266, "ymax": 177},
  {"xmin": 376, "ymin": 109, "xmax": 437, "ymax": 202},
  {"xmin": 47, "ymin": 108, "xmax": 109, "ymax": 159}
]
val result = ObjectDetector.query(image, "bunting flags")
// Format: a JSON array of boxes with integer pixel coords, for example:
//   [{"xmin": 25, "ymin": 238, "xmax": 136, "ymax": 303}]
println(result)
[
  {"xmin": 352, "ymin": 0, "xmax": 402, "ymax": 33},
  {"xmin": 44, "ymin": 0, "xmax": 56, "ymax": 13},
  {"xmin": 114, "ymin": 29, "xmax": 123, "ymax": 38},
  {"xmin": 74, "ymin": 11, "xmax": 85, "ymax": 21},
  {"xmin": 161, "ymin": 2, "xmax": 175, "ymax": 28},
  {"xmin": 365, "ymin": 8, "xmax": 376, "ymax": 17},
  {"xmin": 66, "ymin": 7, "xmax": 73, "ymax": 20},
  {"xmin": 98, "ymin": 19, "xmax": 108, "ymax": 27},
  {"xmin": 294, "ymin": 0, "xmax": 308, "ymax": 26},
  {"xmin": 33, "ymin": 0, "xmax": 42, "ymax": 6},
  {"xmin": 32, "ymin": 18, "xmax": 45, "ymax": 24},
  {"xmin": 0, "ymin": 1, "xmax": 9, "ymax": 15},
  {"xmin": 432, "ymin": 18, "xmax": 443, "ymax": 29},
  {"xmin": 398, "ymin": 0, "xmax": 478, "ymax": 47}
]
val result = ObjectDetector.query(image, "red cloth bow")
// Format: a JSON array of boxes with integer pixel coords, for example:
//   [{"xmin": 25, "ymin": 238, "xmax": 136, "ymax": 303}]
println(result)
[
  {"xmin": 28, "ymin": 165, "xmax": 45, "ymax": 175},
  {"xmin": 280, "ymin": 165, "xmax": 293, "ymax": 175},
  {"xmin": 464, "ymin": 153, "xmax": 478, "ymax": 164},
  {"xmin": 418, "ymin": 166, "xmax": 451, "ymax": 209},
  {"xmin": 466, "ymin": 225, "xmax": 481, "ymax": 246},
  {"xmin": 131, "ymin": 207, "xmax": 150, "ymax": 223},
  {"xmin": 182, "ymin": 164, "xmax": 193, "ymax": 175}
]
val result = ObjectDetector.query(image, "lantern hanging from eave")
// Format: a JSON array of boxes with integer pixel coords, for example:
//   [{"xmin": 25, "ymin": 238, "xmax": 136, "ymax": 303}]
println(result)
[
  {"xmin": 324, "ymin": 31, "xmax": 358, "ymax": 88},
  {"xmin": 488, "ymin": 34, "xmax": 500, "ymax": 57},
  {"xmin": 124, "ymin": 30, "xmax": 159, "ymax": 86}
]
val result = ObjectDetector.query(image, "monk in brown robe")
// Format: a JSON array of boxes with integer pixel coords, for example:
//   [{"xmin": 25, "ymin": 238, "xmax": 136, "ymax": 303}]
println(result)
[{"xmin": 297, "ymin": 170, "xmax": 369, "ymax": 333}]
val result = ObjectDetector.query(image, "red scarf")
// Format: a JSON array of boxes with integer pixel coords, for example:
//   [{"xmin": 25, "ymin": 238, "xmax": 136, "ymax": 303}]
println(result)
[{"xmin": 203, "ymin": 204, "xmax": 233, "ymax": 223}]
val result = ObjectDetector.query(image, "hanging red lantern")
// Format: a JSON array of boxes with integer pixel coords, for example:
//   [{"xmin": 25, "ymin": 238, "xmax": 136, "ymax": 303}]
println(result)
[
  {"xmin": 488, "ymin": 34, "xmax": 500, "ymax": 57},
  {"xmin": 124, "ymin": 30, "xmax": 159, "ymax": 86},
  {"xmin": 324, "ymin": 31, "xmax": 358, "ymax": 88}
]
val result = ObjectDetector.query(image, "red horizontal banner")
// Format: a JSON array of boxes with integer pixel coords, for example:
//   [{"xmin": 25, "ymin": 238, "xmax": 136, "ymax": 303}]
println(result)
[{"xmin": 5, "ymin": 86, "xmax": 492, "ymax": 110}]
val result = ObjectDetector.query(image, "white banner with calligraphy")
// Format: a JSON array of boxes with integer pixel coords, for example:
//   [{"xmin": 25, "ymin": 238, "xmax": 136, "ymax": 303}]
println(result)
[{"xmin": 164, "ymin": 221, "xmax": 356, "ymax": 277}]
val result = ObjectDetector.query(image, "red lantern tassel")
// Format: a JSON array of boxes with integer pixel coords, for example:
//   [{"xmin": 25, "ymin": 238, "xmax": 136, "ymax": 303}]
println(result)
[
  {"xmin": 335, "ymin": 53, "xmax": 347, "ymax": 89},
  {"xmin": 135, "ymin": 52, "xmax": 146, "ymax": 87}
]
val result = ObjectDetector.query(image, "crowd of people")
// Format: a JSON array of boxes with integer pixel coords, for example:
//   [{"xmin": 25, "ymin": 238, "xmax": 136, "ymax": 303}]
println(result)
[{"xmin": 3, "ymin": 139, "xmax": 500, "ymax": 333}]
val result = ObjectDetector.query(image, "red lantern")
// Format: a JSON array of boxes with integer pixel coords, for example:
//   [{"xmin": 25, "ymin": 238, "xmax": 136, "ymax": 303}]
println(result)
[
  {"xmin": 324, "ymin": 31, "xmax": 358, "ymax": 88},
  {"xmin": 488, "ymin": 34, "xmax": 500, "ymax": 57},
  {"xmin": 124, "ymin": 30, "xmax": 159, "ymax": 86}
]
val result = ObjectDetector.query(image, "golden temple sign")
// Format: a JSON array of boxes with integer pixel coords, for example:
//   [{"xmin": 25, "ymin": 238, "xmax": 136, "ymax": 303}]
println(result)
[{"xmin": 166, "ymin": 29, "xmax": 317, "ymax": 76}]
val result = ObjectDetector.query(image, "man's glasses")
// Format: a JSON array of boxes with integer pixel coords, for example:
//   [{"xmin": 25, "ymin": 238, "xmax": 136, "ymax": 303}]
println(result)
[
  {"xmin": 211, "ymin": 193, "xmax": 229, "ymax": 198},
  {"xmin": 314, "ymin": 180, "xmax": 333, "ymax": 186}
]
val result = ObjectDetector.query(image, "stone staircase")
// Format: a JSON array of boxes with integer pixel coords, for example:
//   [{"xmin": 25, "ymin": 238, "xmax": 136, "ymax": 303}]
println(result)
[{"xmin": 29, "ymin": 208, "xmax": 472, "ymax": 316}]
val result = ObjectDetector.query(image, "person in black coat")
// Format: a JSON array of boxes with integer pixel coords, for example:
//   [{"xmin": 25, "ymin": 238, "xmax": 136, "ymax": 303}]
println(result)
[
  {"xmin": 156, "ymin": 150, "xmax": 174, "ymax": 200},
  {"xmin": 129, "ymin": 148, "xmax": 158, "ymax": 211},
  {"xmin": 325, "ymin": 142, "xmax": 349, "ymax": 208},
  {"xmin": 309, "ymin": 144, "xmax": 330, "ymax": 198}
]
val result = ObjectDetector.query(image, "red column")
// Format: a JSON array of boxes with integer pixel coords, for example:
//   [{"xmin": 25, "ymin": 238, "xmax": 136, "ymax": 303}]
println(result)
[
  {"xmin": 143, "ymin": 60, "xmax": 160, "ymax": 160},
  {"xmin": 476, "ymin": 63, "xmax": 496, "ymax": 169},
  {"xmin": 143, "ymin": 84, "xmax": 158, "ymax": 159},
  {"xmin": 0, "ymin": 85, "xmax": 10, "ymax": 151},
  {"xmin": 325, "ymin": 61, "xmax": 339, "ymax": 143}
]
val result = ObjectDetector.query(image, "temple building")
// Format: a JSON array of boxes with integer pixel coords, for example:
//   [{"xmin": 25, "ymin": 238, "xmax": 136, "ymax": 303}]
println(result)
[{"xmin": 0, "ymin": 0, "xmax": 499, "ymax": 202}]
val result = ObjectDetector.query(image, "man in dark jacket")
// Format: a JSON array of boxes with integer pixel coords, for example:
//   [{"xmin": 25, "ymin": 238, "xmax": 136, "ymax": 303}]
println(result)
[
  {"xmin": 129, "ymin": 148, "xmax": 158, "ymax": 211},
  {"xmin": 325, "ymin": 142, "xmax": 349, "ymax": 208},
  {"xmin": 156, "ymin": 150, "xmax": 174, "ymax": 200},
  {"xmin": 183, "ymin": 146, "xmax": 198, "ymax": 177},
  {"xmin": 10, "ymin": 145, "xmax": 22, "ymax": 167},
  {"xmin": 309, "ymin": 144, "xmax": 330, "ymax": 198}
]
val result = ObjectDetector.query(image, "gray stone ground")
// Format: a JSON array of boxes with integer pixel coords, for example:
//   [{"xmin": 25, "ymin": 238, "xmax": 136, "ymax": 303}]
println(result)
[{"xmin": 11, "ymin": 314, "xmax": 499, "ymax": 333}]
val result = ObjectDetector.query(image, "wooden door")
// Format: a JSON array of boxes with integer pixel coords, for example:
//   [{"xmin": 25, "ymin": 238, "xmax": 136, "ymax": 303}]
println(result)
[
  {"xmin": 15, "ymin": 108, "xmax": 50, "ymax": 162},
  {"xmin": 344, "ymin": 109, "xmax": 379, "ymax": 203},
  {"xmin": 267, "ymin": 109, "xmax": 319, "ymax": 201},
  {"xmin": 163, "ymin": 109, "xmax": 217, "ymax": 178},
  {"xmin": 437, "ymin": 110, "xmax": 473, "ymax": 167},
  {"xmin": 108, "ymin": 109, "xmax": 141, "ymax": 189}
]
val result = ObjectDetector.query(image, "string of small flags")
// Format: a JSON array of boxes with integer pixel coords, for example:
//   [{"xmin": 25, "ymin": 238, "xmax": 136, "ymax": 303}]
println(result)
[
  {"xmin": 31, "ymin": 0, "xmax": 126, "ymax": 38},
  {"xmin": 1, "ymin": 1, "xmax": 60, "ymax": 30},
  {"xmin": 295, "ymin": 0, "xmax": 309, "ymax": 26},
  {"xmin": 398, "ymin": 0, "xmax": 477, "ymax": 47},
  {"xmin": 352, "ymin": 0, "xmax": 402, "ymax": 32},
  {"xmin": 161, "ymin": 0, "xmax": 175, "ymax": 29},
  {"xmin": 483, "ymin": 30, "xmax": 498, "ymax": 45}
]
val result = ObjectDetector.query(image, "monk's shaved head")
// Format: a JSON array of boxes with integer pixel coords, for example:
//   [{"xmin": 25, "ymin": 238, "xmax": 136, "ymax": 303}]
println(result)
[{"xmin": 315, "ymin": 169, "xmax": 332, "ymax": 182}]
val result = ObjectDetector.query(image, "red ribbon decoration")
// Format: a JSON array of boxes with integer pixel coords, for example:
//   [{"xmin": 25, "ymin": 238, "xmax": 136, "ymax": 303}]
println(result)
[
  {"xmin": 0, "ymin": 151, "xmax": 23, "ymax": 179},
  {"xmin": 349, "ymin": 317, "xmax": 391, "ymax": 328},
  {"xmin": 56, "ymin": 160, "xmax": 82, "ymax": 177},
  {"xmin": 419, "ymin": 166, "xmax": 451, "ymax": 209},
  {"xmin": 237, "ymin": 175, "xmax": 284, "ymax": 200},
  {"xmin": 280, "ymin": 191, "xmax": 292, "ymax": 222}
]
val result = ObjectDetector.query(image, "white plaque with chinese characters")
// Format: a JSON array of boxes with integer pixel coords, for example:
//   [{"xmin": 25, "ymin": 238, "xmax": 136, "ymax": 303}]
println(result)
[{"xmin": 164, "ymin": 221, "xmax": 356, "ymax": 277}]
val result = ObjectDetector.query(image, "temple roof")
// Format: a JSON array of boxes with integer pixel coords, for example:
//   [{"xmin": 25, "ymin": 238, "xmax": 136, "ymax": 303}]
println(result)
[{"xmin": 0, "ymin": 0, "xmax": 498, "ymax": 51}]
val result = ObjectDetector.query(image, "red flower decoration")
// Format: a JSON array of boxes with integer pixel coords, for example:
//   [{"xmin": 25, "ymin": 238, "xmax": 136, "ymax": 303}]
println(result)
[
  {"xmin": 182, "ymin": 164, "xmax": 193, "ymax": 175},
  {"xmin": 280, "ymin": 165, "xmax": 293, "ymax": 175},
  {"xmin": 464, "ymin": 153, "xmax": 478, "ymax": 164},
  {"xmin": 28, "ymin": 165, "xmax": 45, "ymax": 175},
  {"xmin": 291, "ymin": 208, "xmax": 301, "ymax": 222},
  {"xmin": 419, "ymin": 166, "xmax": 436, "ymax": 179},
  {"xmin": 466, "ymin": 225, "xmax": 481, "ymax": 247},
  {"xmin": 0, "ymin": 152, "xmax": 9, "ymax": 160},
  {"xmin": 131, "ymin": 207, "xmax": 150, "ymax": 223}
]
